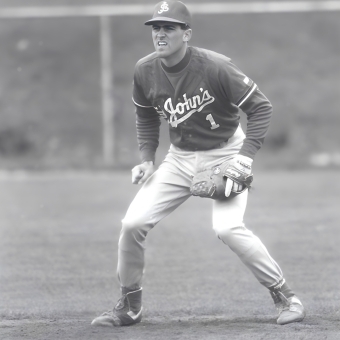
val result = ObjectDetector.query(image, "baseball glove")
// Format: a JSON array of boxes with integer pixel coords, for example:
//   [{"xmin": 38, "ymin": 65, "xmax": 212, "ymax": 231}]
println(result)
[{"xmin": 190, "ymin": 160, "xmax": 253, "ymax": 200}]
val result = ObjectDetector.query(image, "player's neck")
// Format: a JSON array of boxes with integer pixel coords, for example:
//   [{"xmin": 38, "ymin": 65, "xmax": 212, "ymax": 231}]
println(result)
[
  {"xmin": 160, "ymin": 45, "xmax": 189, "ymax": 68},
  {"xmin": 161, "ymin": 48, "xmax": 191, "ymax": 73}
]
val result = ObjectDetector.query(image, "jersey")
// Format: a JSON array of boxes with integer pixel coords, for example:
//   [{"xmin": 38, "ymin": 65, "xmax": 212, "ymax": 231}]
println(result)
[{"xmin": 132, "ymin": 46, "xmax": 272, "ymax": 163}]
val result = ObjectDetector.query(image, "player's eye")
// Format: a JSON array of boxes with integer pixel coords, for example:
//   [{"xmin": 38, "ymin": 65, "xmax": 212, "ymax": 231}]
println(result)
[{"xmin": 152, "ymin": 25, "xmax": 176, "ymax": 33}]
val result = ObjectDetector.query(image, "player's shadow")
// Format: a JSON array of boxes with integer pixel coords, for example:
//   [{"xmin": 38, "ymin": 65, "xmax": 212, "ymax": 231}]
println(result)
[{"xmin": 142, "ymin": 314, "xmax": 277, "ymax": 327}]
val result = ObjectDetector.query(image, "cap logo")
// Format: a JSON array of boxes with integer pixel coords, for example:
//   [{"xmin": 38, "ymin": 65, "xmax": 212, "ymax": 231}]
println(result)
[{"xmin": 158, "ymin": 2, "xmax": 169, "ymax": 14}]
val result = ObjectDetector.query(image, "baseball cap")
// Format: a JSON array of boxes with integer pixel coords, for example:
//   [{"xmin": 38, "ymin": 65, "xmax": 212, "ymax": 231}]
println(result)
[{"xmin": 144, "ymin": 1, "xmax": 192, "ymax": 27}]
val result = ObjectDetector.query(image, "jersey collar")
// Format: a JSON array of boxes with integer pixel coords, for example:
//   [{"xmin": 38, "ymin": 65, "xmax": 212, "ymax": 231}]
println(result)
[{"xmin": 161, "ymin": 48, "xmax": 192, "ymax": 74}]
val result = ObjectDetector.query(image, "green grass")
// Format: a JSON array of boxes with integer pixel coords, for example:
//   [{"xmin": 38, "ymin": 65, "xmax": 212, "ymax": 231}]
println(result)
[{"xmin": 0, "ymin": 170, "xmax": 339, "ymax": 339}]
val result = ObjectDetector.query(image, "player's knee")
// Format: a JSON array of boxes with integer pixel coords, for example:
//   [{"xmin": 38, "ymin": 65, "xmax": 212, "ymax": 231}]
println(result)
[
  {"xmin": 213, "ymin": 223, "xmax": 247, "ymax": 245},
  {"xmin": 213, "ymin": 219, "xmax": 243, "ymax": 235},
  {"xmin": 121, "ymin": 217, "xmax": 152, "ymax": 239},
  {"xmin": 121, "ymin": 218, "xmax": 141, "ymax": 234}
]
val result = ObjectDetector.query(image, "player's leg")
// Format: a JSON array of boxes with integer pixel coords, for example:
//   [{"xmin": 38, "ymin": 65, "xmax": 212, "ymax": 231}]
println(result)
[
  {"xmin": 118, "ymin": 163, "xmax": 192, "ymax": 289},
  {"xmin": 92, "ymin": 161, "xmax": 192, "ymax": 327},
  {"xmin": 213, "ymin": 191, "xmax": 283, "ymax": 285},
  {"xmin": 212, "ymin": 192, "xmax": 305, "ymax": 325}
]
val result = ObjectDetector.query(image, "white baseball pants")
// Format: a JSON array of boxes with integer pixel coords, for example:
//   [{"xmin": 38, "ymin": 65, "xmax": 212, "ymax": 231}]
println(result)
[{"xmin": 118, "ymin": 126, "xmax": 283, "ymax": 290}]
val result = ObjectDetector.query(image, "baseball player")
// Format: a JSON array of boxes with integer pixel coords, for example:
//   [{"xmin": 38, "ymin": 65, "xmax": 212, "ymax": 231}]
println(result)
[{"xmin": 92, "ymin": 0, "xmax": 306, "ymax": 327}]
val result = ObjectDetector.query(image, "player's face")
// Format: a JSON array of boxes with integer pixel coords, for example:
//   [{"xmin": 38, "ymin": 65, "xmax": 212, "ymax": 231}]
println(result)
[{"xmin": 151, "ymin": 22, "xmax": 191, "ymax": 67}]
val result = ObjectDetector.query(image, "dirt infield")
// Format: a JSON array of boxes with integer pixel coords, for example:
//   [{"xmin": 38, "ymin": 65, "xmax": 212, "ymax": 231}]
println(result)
[{"xmin": 0, "ymin": 170, "xmax": 339, "ymax": 339}]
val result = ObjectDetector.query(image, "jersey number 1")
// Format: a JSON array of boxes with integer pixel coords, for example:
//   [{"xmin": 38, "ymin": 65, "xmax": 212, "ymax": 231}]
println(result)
[{"xmin": 206, "ymin": 114, "xmax": 220, "ymax": 130}]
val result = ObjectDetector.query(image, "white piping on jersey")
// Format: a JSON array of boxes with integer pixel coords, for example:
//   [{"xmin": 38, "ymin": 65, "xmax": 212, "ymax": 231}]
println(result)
[
  {"xmin": 237, "ymin": 83, "xmax": 257, "ymax": 108},
  {"xmin": 132, "ymin": 97, "xmax": 154, "ymax": 108}
]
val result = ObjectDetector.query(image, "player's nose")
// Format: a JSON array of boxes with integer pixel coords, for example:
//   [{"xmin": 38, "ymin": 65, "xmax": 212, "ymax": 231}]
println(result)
[{"xmin": 157, "ymin": 28, "xmax": 166, "ymax": 37}]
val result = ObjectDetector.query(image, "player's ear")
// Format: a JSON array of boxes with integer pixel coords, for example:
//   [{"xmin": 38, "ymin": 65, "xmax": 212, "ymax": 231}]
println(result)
[{"xmin": 183, "ymin": 28, "xmax": 192, "ymax": 42}]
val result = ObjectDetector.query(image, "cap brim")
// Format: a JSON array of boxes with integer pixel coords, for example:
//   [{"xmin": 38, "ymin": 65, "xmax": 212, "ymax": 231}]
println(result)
[{"xmin": 144, "ymin": 17, "xmax": 186, "ymax": 25}]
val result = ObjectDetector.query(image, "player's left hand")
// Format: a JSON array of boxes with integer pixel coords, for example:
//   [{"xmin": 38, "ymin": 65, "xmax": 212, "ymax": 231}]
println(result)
[{"xmin": 225, "ymin": 155, "xmax": 253, "ymax": 197}]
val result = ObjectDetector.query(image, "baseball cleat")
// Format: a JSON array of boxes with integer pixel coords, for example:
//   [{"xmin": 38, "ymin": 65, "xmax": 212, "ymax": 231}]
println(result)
[
  {"xmin": 276, "ymin": 296, "xmax": 306, "ymax": 325},
  {"xmin": 91, "ymin": 287, "xmax": 143, "ymax": 327},
  {"xmin": 269, "ymin": 281, "xmax": 306, "ymax": 325}
]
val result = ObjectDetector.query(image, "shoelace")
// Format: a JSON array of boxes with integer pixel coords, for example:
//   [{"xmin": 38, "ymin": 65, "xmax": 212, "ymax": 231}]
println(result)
[
  {"xmin": 276, "ymin": 302, "xmax": 286, "ymax": 313},
  {"xmin": 273, "ymin": 291, "xmax": 290, "ymax": 314},
  {"xmin": 101, "ymin": 295, "xmax": 125, "ymax": 316},
  {"xmin": 287, "ymin": 303, "xmax": 301, "ymax": 312},
  {"xmin": 114, "ymin": 295, "xmax": 127, "ymax": 310},
  {"xmin": 101, "ymin": 310, "xmax": 114, "ymax": 316},
  {"xmin": 277, "ymin": 299, "xmax": 300, "ymax": 314}
]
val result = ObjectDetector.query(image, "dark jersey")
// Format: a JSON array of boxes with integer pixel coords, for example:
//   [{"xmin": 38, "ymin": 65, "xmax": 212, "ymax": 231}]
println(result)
[{"xmin": 132, "ymin": 46, "xmax": 272, "ymax": 163}]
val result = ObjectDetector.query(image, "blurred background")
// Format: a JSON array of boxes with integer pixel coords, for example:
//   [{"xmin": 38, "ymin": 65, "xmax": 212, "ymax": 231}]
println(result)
[{"xmin": 0, "ymin": 0, "xmax": 339, "ymax": 171}]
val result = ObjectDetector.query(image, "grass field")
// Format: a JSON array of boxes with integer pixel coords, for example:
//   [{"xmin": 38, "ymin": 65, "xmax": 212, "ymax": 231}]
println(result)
[{"xmin": 0, "ymin": 169, "xmax": 340, "ymax": 339}]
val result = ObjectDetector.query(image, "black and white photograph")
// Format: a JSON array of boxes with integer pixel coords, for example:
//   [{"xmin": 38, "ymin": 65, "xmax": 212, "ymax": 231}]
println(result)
[{"xmin": 0, "ymin": 1, "xmax": 339, "ymax": 339}]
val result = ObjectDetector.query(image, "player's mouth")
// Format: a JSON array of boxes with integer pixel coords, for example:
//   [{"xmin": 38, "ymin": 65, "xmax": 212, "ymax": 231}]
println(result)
[{"xmin": 157, "ymin": 41, "xmax": 168, "ymax": 47}]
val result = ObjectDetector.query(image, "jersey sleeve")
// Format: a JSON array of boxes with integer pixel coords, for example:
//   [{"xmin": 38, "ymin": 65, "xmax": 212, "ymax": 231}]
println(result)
[
  {"xmin": 135, "ymin": 106, "xmax": 161, "ymax": 163},
  {"xmin": 132, "ymin": 62, "xmax": 161, "ymax": 163},
  {"xmin": 238, "ymin": 87, "xmax": 273, "ymax": 158},
  {"xmin": 220, "ymin": 60, "xmax": 272, "ymax": 159},
  {"xmin": 219, "ymin": 60, "xmax": 258, "ymax": 107},
  {"xmin": 132, "ymin": 63, "xmax": 154, "ymax": 108}
]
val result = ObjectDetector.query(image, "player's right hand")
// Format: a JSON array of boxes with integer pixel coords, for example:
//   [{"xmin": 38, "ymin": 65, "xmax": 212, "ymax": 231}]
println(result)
[{"xmin": 131, "ymin": 161, "xmax": 155, "ymax": 185}]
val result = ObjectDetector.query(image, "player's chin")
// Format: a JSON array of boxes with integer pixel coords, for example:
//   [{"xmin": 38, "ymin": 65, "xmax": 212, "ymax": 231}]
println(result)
[
  {"xmin": 155, "ymin": 50, "xmax": 169, "ymax": 59},
  {"xmin": 154, "ymin": 46, "xmax": 169, "ymax": 55}
]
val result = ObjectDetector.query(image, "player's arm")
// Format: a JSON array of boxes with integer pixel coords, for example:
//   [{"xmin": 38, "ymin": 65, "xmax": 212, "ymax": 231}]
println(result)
[
  {"xmin": 225, "ymin": 87, "xmax": 272, "ymax": 197},
  {"xmin": 220, "ymin": 61, "xmax": 272, "ymax": 196},
  {"xmin": 135, "ymin": 104, "xmax": 161, "ymax": 164},
  {"xmin": 132, "ymin": 103, "xmax": 161, "ymax": 184},
  {"xmin": 237, "ymin": 87, "xmax": 273, "ymax": 159},
  {"xmin": 220, "ymin": 60, "xmax": 273, "ymax": 159},
  {"xmin": 131, "ymin": 63, "xmax": 161, "ymax": 184}
]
